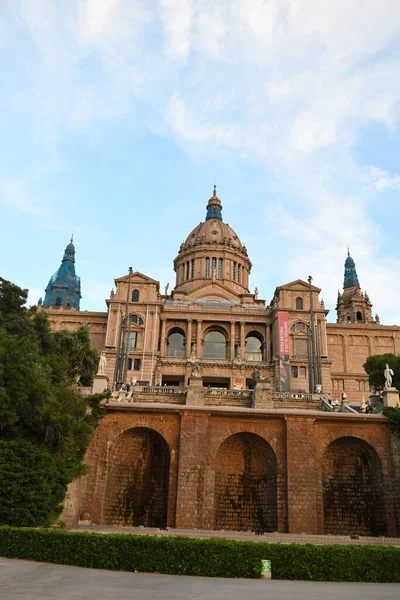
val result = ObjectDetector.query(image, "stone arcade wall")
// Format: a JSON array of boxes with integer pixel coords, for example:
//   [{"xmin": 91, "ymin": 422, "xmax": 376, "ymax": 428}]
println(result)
[{"xmin": 62, "ymin": 401, "xmax": 400, "ymax": 537}]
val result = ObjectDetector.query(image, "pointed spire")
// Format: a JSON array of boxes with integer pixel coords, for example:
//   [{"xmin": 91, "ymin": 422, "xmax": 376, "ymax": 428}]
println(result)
[
  {"xmin": 63, "ymin": 237, "xmax": 75, "ymax": 263},
  {"xmin": 343, "ymin": 250, "xmax": 360, "ymax": 288},
  {"xmin": 206, "ymin": 185, "xmax": 223, "ymax": 221},
  {"xmin": 71, "ymin": 232, "xmax": 74, "ymax": 243},
  {"xmin": 347, "ymin": 245, "xmax": 350, "ymax": 257}
]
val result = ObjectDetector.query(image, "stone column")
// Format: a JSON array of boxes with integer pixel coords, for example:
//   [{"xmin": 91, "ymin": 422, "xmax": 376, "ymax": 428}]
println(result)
[
  {"xmin": 196, "ymin": 320, "xmax": 202, "ymax": 356},
  {"xmin": 175, "ymin": 412, "xmax": 211, "ymax": 529},
  {"xmin": 240, "ymin": 322, "xmax": 245, "ymax": 352},
  {"xmin": 266, "ymin": 323, "xmax": 271, "ymax": 361},
  {"xmin": 160, "ymin": 318, "xmax": 167, "ymax": 356},
  {"xmin": 230, "ymin": 321, "xmax": 235, "ymax": 360},
  {"xmin": 186, "ymin": 319, "xmax": 193, "ymax": 358},
  {"xmin": 285, "ymin": 416, "xmax": 318, "ymax": 534}
]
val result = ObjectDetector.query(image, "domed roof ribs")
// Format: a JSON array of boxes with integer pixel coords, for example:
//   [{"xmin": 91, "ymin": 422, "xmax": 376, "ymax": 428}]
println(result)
[{"xmin": 205, "ymin": 185, "xmax": 223, "ymax": 221}]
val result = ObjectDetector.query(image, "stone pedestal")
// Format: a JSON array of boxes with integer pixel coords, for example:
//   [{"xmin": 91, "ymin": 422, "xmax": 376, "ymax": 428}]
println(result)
[
  {"xmin": 186, "ymin": 377, "xmax": 204, "ymax": 406},
  {"xmin": 382, "ymin": 388, "xmax": 400, "ymax": 408},
  {"xmin": 252, "ymin": 381, "xmax": 273, "ymax": 408},
  {"xmin": 92, "ymin": 374, "xmax": 109, "ymax": 394}
]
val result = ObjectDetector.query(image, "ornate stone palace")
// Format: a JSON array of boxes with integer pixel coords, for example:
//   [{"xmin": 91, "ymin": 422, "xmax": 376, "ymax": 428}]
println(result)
[{"xmin": 40, "ymin": 187, "xmax": 400, "ymax": 536}]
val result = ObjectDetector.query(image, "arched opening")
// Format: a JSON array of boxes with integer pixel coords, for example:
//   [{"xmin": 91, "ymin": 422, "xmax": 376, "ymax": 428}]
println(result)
[
  {"xmin": 296, "ymin": 297, "xmax": 303, "ymax": 310},
  {"xmin": 166, "ymin": 328, "xmax": 186, "ymax": 358},
  {"xmin": 214, "ymin": 432, "xmax": 277, "ymax": 532},
  {"xmin": 55, "ymin": 297, "xmax": 62, "ymax": 306},
  {"xmin": 132, "ymin": 290, "xmax": 140, "ymax": 302},
  {"xmin": 103, "ymin": 427, "xmax": 170, "ymax": 528},
  {"xmin": 204, "ymin": 330, "xmax": 227, "ymax": 359},
  {"xmin": 245, "ymin": 332, "xmax": 263, "ymax": 362},
  {"xmin": 321, "ymin": 437, "xmax": 387, "ymax": 536},
  {"xmin": 356, "ymin": 311, "xmax": 362, "ymax": 322}
]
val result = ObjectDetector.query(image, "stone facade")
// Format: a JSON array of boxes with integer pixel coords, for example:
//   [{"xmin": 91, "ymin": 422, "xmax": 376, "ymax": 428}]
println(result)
[{"xmin": 39, "ymin": 187, "xmax": 400, "ymax": 535}]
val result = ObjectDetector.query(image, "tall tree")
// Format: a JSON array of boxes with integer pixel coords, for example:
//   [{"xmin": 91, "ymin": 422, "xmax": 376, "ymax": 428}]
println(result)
[{"xmin": 0, "ymin": 278, "xmax": 107, "ymax": 526}]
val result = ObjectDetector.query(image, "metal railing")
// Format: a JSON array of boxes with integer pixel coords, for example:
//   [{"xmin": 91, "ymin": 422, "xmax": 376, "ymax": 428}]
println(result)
[
  {"xmin": 272, "ymin": 392, "xmax": 313, "ymax": 401},
  {"xmin": 204, "ymin": 387, "xmax": 252, "ymax": 398},
  {"xmin": 166, "ymin": 348, "xmax": 186, "ymax": 358}
]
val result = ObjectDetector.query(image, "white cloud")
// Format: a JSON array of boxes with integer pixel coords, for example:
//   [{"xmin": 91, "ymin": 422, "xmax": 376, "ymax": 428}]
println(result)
[{"xmin": 3, "ymin": 1, "xmax": 400, "ymax": 323}]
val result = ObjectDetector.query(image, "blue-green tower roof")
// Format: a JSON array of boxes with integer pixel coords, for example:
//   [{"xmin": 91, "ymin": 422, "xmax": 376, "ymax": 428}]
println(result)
[
  {"xmin": 343, "ymin": 250, "xmax": 360, "ymax": 288},
  {"xmin": 205, "ymin": 185, "xmax": 223, "ymax": 221},
  {"xmin": 43, "ymin": 236, "xmax": 81, "ymax": 309}
]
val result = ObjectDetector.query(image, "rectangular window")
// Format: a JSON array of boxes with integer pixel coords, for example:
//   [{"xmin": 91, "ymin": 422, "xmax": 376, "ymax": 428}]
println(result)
[
  {"xmin": 299, "ymin": 366, "xmax": 306, "ymax": 378},
  {"xmin": 191, "ymin": 259, "xmax": 195, "ymax": 279},
  {"xmin": 218, "ymin": 258, "xmax": 223, "ymax": 278},
  {"xmin": 291, "ymin": 366, "xmax": 298, "ymax": 378},
  {"xmin": 238, "ymin": 264, "xmax": 241, "ymax": 283},
  {"xmin": 206, "ymin": 258, "xmax": 210, "ymax": 277},
  {"xmin": 339, "ymin": 379, "xmax": 344, "ymax": 390},
  {"xmin": 134, "ymin": 358, "xmax": 141, "ymax": 370},
  {"xmin": 185, "ymin": 262, "xmax": 190, "ymax": 280},
  {"xmin": 212, "ymin": 257, "xmax": 217, "ymax": 275},
  {"xmin": 233, "ymin": 261, "xmax": 237, "ymax": 281},
  {"xmin": 128, "ymin": 332, "xmax": 137, "ymax": 349},
  {"xmin": 128, "ymin": 358, "xmax": 132, "ymax": 370}
]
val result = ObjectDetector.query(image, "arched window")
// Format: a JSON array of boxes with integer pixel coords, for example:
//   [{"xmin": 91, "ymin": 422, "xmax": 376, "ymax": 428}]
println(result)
[
  {"xmin": 55, "ymin": 297, "xmax": 62, "ymax": 307},
  {"xmin": 132, "ymin": 289, "xmax": 139, "ymax": 302},
  {"xmin": 191, "ymin": 259, "xmax": 195, "ymax": 279},
  {"xmin": 166, "ymin": 328, "xmax": 186, "ymax": 358},
  {"xmin": 245, "ymin": 334, "xmax": 263, "ymax": 362},
  {"xmin": 218, "ymin": 258, "xmax": 223, "ymax": 278},
  {"xmin": 356, "ymin": 311, "xmax": 362, "ymax": 322},
  {"xmin": 296, "ymin": 297, "xmax": 303, "ymax": 310},
  {"xmin": 130, "ymin": 314, "xmax": 144, "ymax": 325},
  {"xmin": 204, "ymin": 330, "xmax": 227, "ymax": 359}
]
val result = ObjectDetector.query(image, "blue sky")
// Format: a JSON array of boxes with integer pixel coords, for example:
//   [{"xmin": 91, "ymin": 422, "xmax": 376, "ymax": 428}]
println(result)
[{"xmin": 1, "ymin": 0, "xmax": 400, "ymax": 324}]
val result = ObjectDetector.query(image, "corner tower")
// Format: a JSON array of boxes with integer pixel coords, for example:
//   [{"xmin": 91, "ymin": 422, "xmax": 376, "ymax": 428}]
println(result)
[
  {"xmin": 336, "ymin": 250, "xmax": 372, "ymax": 323},
  {"xmin": 173, "ymin": 186, "xmax": 252, "ymax": 295},
  {"xmin": 43, "ymin": 237, "xmax": 81, "ymax": 309}
]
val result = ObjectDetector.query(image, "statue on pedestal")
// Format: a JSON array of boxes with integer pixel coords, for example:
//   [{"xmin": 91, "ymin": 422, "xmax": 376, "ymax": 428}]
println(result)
[
  {"xmin": 384, "ymin": 363, "xmax": 394, "ymax": 389},
  {"xmin": 164, "ymin": 283, "xmax": 169, "ymax": 295},
  {"xmin": 254, "ymin": 287, "xmax": 258, "ymax": 300},
  {"xmin": 235, "ymin": 345, "xmax": 242, "ymax": 360},
  {"xmin": 97, "ymin": 352, "xmax": 107, "ymax": 375},
  {"xmin": 190, "ymin": 342, "xmax": 197, "ymax": 360},
  {"xmin": 252, "ymin": 368, "xmax": 265, "ymax": 383}
]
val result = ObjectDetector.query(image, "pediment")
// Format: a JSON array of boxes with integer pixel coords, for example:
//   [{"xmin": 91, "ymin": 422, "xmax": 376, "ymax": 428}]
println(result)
[
  {"xmin": 184, "ymin": 281, "xmax": 240, "ymax": 301},
  {"xmin": 276, "ymin": 279, "xmax": 321, "ymax": 292},
  {"xmin": 114, "ymin": 271, "xmax": 159, "ymax": 285}
]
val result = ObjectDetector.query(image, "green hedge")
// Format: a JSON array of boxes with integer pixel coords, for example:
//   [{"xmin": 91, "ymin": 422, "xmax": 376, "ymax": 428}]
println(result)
[{"xmin": 0, "ymin": 527, "xmax": 399, "ymax": 581}]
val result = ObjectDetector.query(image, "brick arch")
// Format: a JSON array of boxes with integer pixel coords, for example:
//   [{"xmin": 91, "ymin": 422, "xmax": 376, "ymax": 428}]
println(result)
[
  {"xmin": 103, "ymin": 427, "xmax": 170, "ymax": 528},
  {"xmin": 321, "ymin": 436, "xmax": 387, "ymax": 536},
  {"xmin": 214, "ymin": 432, "xmax": 277, "ymax": 533}
]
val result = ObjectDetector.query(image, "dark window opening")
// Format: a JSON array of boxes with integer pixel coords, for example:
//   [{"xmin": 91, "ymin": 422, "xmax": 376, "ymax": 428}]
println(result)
[
  {"xmin": 296, "ymin": 297, "xmax": 303, "ymax": 310},
  {"xmin": 134, "ymin": 358, "xmax": 141, "ymax": 370},
  {"xmin": 132, "ymin": 289, "xmax": 139, "ymax": 302}
]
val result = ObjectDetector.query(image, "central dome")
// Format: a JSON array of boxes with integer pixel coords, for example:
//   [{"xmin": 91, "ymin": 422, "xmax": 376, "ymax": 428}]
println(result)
[
  {"xmin": 172, "ymin": 187, "xmax": 252, "ymax": 296},
  {"xmin": 184, "ymin": 218, "xmax": 243, "ymax": 250}
]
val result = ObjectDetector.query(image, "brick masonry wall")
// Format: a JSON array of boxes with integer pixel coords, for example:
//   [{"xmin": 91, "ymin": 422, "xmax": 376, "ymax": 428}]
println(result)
[
  {"xmin": 321, "ymin": 437, "xmax": 386, "ymax": 536},
  {"xmin": 214, "ymin": 432, "xmax": 277, "ymax": 532},
  {"xmin": 62, "ymin": 407, "xmax": 399, "ymax": 537}
]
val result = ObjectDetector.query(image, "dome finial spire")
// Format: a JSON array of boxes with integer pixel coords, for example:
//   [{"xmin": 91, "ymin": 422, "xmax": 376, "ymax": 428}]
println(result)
[
  {"xmin": 347, "ymin": 244, "xmax": 350, "ymax": 257},
  {"xmin": 71, "ymin": 232, "xmax": 74, "ymax": 244},
  {"xmin": 206, "ymin": 185, "xmax": 223, "ymax": 221}
]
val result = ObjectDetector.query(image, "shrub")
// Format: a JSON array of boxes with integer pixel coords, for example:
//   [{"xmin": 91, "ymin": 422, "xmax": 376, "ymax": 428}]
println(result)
[
  {"xmin": 0, "ymin": 441, "xmax": 67, "ymax": 527},
  {"xmin": 0, "ymin": 527, "xmax": 399, "ymax": 582}
]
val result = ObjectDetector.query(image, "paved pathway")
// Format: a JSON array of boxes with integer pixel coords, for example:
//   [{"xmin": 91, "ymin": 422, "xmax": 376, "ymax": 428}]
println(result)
[
  {"xmin": 72, "ymin": 524, "xmax": 400, "ymax": 546},
  {"xmin": 1, "ymin": 558, "xmax": 399, "ymax": 600}
]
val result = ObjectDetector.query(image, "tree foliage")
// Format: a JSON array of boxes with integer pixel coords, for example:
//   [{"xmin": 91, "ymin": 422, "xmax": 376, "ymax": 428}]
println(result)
[
  {"xmin": 0, "ymin": 278, "xmax": 107, "ymax": 526},
  {"xmin": 363, "ymin": 353, "xmax": 400, "ymax": 391}
]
